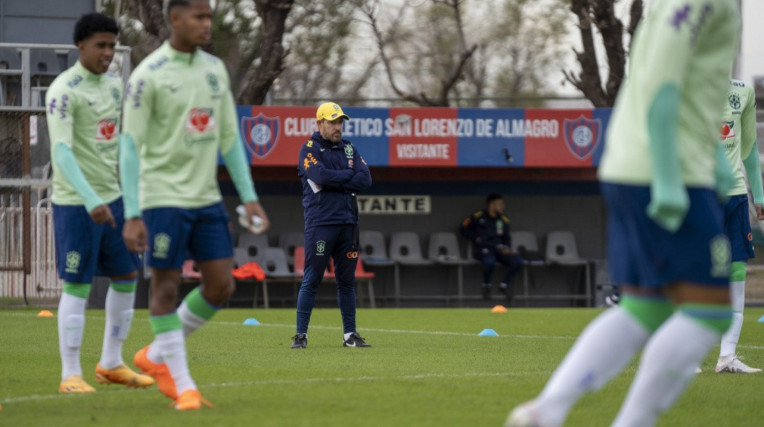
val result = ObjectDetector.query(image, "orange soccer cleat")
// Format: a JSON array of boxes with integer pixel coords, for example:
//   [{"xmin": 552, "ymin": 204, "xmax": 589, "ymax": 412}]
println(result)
[
  {"xmin": 171, "ymin": 389, "xmax": 214, "ymax": 411},
  {"xmin": 59, "ymin": 375, "xmax": 96, "ymax": 393},
  {"xmin": 95, "ymin": 363, "xmax": 155, "ymax": 388},
  {"xmin": 133, "ymin": 346, "xmax": 177, "ymax": 399}
]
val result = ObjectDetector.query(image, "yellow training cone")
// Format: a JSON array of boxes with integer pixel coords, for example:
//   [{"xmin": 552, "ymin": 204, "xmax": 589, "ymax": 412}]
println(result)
[
  {"xmin": 491, "ymin": 305, "xmax": 507, "ymax": 313},
  {"xmin": 37, "ymin": 310, "xmax": 54, "ymax": 318}
]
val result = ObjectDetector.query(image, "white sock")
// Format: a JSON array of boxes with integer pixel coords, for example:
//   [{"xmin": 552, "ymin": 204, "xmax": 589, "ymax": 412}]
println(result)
[
  {"xmin": 147, "ymin": 301, "xmax": 208, "ymax": 365},
  {"xmin": 146, "ymin": 341, "xmax": 163, "ymax": 364},
  {"xmin": 58, "ymin": 292, "xmax": 88, "ymax": 380},
  {"xmin": 178, "ymin": 300, "xmax": 207, "ymax": 338},
  {"xmin": 154, "ymin": 329, "xmax": 196, "ymax": 395},
  {"xmin": 719, "ymin": 281, "xmax": 745, "ymax": 358},
  {"xmin": 344, "ymin": 332, "xmax": 354, "ymax": 341},
  {"xmin": 98, "ymin": 287, "xmax": 135, "ymax": 369},
  {"xmin": 612, "ymin": 312, "xmax": 720, "ymax": 427},
  {"xmin": 535, "ymin": 307, "xmax": 649, "ymax": 425}
]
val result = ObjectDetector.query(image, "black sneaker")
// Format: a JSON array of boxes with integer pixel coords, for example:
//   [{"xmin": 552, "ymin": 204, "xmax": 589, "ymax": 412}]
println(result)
[
  {"xmin": 499, "ymin": 283, "xmax": 513, "ymax": 303},
  {"xmin": 343, "ymin": 332, "xmax": 371, "ymax": 347},
  {"xmin": 291, "ymin": 333, "xmax": 307, "ymax": 349},
  {"xmin": 481, "ymin": 285, "xmax": 491, "ymax": 300}
]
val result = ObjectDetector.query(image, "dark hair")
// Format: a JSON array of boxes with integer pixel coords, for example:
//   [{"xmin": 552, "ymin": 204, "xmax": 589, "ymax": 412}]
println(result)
[
  {"xmin": 167, "ymin": 0, "xmax": 208, "ymax": 14},
  {"xmin": 73, "ymin": 13, "xmax": 118, "ymax": 44},
  {"xmin": 167, "ymin": 0, "xmax": 190, "ymax": 14},
  {"xmin": 486, "ymin": 193, "xmax": 503, "ymax": 205}
]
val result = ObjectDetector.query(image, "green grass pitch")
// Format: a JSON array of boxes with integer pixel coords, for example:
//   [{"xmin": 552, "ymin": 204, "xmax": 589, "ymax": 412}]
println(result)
[{"xmin": 1, "ymin": 307, "xmax": 762, "ymax": 426}]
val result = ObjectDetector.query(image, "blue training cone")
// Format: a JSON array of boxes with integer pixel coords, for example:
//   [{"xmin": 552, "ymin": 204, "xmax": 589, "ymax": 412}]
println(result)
[
  {"xmin": 243, "ymin": 318, "xmax": 261, "ymax": 326},
  {"xmin": 758, "ymin": 315, "xmax": 764, "ymax": 323},
  {"xmin": 478, "ymin": 328, "xmax": 499, "ymax": 337}
]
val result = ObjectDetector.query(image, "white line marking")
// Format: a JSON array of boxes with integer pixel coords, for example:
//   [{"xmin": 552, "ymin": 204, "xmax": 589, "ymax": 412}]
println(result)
[{"xmin": 0, "ymin": 372, "xmax": 513, "ymax": 405}]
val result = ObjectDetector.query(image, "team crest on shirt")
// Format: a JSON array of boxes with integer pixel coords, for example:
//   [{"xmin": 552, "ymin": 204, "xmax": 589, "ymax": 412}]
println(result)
[
  {"xmin": 185, "ymin": 108, "xmax": 216, "ymax": 133},
  {"xmin": 728, "ymin": 92, "xmax": 741, "ymax": 111},
  {"xmin": 96, "ymin": 119, "xmax": 118, "ymax": 141},
  {"xmin": 111, "ymin": 87, "xmax": 121, "ymax": 105},
  {"xmin": 241, "ymin": 113, "xmax": 280, "ymax": 158},
  {"xmin": 206, "ymin": 72, "xmax": 220, "ymax": 93},
  {"xmin": 563, "ymin": 116, "xmax": 601, "ymax": 160},
  {"xmin": 720, "ymin": 121, "xmax": 736, "ymax": 140}
]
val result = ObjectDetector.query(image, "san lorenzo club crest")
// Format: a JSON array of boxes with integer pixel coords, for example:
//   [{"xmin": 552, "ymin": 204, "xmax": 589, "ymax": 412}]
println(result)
[
  {"xmin": 563, "ymin": 115, "xmax": 601, "ymax": 160},
  {"xmin": 241, "ymin": 113, "xmax": 280, "ymax": 158}
]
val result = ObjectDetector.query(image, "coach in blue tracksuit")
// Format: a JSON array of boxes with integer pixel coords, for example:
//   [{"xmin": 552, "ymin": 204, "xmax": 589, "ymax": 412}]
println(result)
[
  {"xmin": 460, "ymin": 194, "xmax": 524, "ymax": 301},
  {"xmin": 291, "ymin": 102, "xmax": 372, "ymax": 349}
]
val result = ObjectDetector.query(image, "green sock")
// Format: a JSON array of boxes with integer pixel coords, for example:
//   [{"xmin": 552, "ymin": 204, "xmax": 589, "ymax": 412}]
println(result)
[
  {"xmin": 63, "ymin": 282, "xmax": 92, "ymax": 299},
  {"xmin": 679, "ymin": 303, "xmax": 732, "ymax": 335},
  {"xmin": 149, "ymin": 312, "xmax": 182, "ymax": 335},
  {"xmin": 620, "ymin": 294, "xmax": 674, "ymax": 333}
]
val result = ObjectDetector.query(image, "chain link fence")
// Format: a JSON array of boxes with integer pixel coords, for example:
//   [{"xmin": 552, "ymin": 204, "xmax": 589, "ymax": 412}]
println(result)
[{"xmin": 0, "ymin": 108, "xmax": 59, "ymax": 304}]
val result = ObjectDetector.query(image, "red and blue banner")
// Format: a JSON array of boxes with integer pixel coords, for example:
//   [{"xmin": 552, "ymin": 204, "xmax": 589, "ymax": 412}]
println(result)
[{"xmin": 235, "ymin": 106, "xmax": 611, "ymax": 167}]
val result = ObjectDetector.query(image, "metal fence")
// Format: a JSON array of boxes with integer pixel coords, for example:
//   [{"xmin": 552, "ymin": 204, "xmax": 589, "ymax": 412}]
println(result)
[{"xmin": 0, "ymin": 108, "xmax": 58, "ymax": 303}]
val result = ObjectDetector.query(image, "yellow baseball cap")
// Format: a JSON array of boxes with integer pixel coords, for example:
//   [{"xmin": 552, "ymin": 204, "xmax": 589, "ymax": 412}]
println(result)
[{"xmin": 316, "ymin": 102, "xmax": 350, "ymax": 121}]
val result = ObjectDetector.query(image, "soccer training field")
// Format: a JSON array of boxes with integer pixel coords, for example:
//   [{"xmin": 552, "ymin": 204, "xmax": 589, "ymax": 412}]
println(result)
[{"xmin": 1, "ymin": 307, "xmax": 762, "ymax": 426}]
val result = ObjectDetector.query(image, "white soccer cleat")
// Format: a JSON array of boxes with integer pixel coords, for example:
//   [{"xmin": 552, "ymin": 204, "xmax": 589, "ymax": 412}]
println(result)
[
  {"xmin": 695, "ymin": 366, "xmax": 702, "ymax": 374},
  {"xmin": 715, "ymin": 355, "xmax": 762, "ymax": 374},
  {"xmin": 505, "ymin": 401, "xmax": 557, "ymax": 427}
]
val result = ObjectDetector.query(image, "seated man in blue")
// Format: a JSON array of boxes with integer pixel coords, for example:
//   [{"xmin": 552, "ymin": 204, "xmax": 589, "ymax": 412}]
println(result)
[{"xmin": 460, "ymin": 194, "xmax": 523, "ymax": 301}]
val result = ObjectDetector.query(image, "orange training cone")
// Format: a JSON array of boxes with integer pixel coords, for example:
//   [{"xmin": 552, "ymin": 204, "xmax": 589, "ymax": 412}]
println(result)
[
  {"xmin": 37, "ymin": 310, "xmax": 54, "ymax": 317},
  {"xmin": 491, "ymin": 305, "xmax": 507, "ymax": 313}
]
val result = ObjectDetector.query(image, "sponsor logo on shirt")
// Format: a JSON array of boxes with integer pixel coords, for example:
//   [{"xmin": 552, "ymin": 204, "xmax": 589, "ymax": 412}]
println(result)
[
  {"xmin": 67, "ymin": 75, "xmax": 83, "ymax": 88},
  {"xmin": 185, "ymin": 108, "xmax": 216, "ymax": 133},
  {"xmin": 303, "ymin": 153, "xmax": 318, "ymax": 170},
  {"xmin": 49, "ymin": 94, "xmax": 70, "ymax": 119},
  {"xmin": 96, "ymin": 118, "xmax": 118, "ymax": 141},
  {"xmin": 670, "ymin": 3, "xmax": 713, "ymax": 46},
  {"xmin": 148, "ymin": 56, "xmax": 168, "ymax": 71},
  {"xmin": 126, "ymin": 80, "xmax": 145, "ymax": 109},
  {"xmin": 720, "ymin": 121, "xmax": 735, "ymax": 140}
]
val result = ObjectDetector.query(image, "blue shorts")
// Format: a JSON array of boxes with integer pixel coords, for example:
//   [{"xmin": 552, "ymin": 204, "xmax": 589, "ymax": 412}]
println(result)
[
  {"xmin": 143, "ymin": 202, "xmax": 233, "ymax": 269},
  {"xmin": 724, "ymin": 194, "xmax": 755, "ymax": 262},
  {"xmin": 602, "ymin": 183, "xmax": 730, "ymax": 288},
  {"xmin": 53, "ymin": 198, "xmax": 138, "ymax": 283},
  {"xmin": 303, "ymin": 224, "xmax": 357, "ymax": 286}
]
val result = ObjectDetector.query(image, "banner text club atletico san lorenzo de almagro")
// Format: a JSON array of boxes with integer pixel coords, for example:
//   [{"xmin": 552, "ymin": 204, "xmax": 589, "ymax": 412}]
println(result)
[{"xmin": 236, "ymin": 106, "xmax": 612, "ymax": 168}]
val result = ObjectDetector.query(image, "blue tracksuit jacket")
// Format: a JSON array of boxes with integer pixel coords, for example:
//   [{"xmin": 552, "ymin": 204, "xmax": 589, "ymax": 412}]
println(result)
[{"xmin": 297, "ymin": 131, "xmax": 371, "ymax": 228}]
